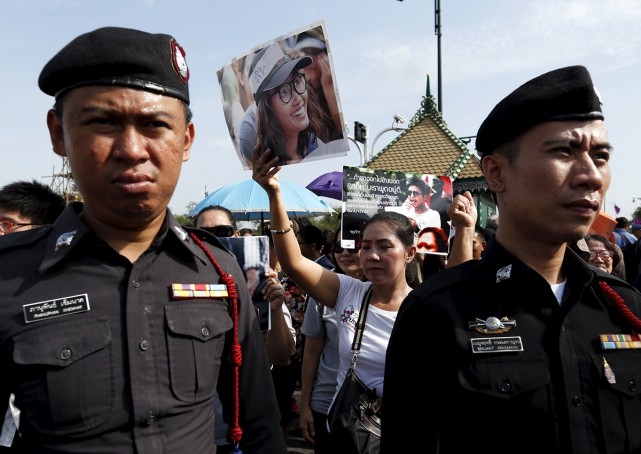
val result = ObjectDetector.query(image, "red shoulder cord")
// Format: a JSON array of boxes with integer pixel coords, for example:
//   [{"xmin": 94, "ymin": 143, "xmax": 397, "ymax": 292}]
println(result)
[
  {"xmin": 189, "ymin": 232, "xmax": 243, "ymax": 449},
  {"xmin": 599, "ymin": 281, "xmax": 641, "ymax": 333}
]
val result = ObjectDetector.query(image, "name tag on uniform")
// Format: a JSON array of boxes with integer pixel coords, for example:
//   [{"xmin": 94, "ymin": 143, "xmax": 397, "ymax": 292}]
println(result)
[
  {"xmin": 471, "ymin": 336, "xmax": 523, "ymax": 354},
  {"xmin": 170, "ymin": 283, "xmax": 228, "ymax": 299},
  {"xmin": 23, "ymin": 294, "xmax": 90, "ymax": 323}
]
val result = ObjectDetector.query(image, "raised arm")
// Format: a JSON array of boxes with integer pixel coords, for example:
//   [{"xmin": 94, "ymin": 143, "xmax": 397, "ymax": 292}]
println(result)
[
  {"xmin": 252, "ymin": 146, "xmax": 341, "ymax": 307},
  {"xmin": 262, "ymin": 269, "xmax": 295, "ymax": 365},
  {"xmin": 446, "ymin": 191, "xmax": 477, "ymax": 268}
]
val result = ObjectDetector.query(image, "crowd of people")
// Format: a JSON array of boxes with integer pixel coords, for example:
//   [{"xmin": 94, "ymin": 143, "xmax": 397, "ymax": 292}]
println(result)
[{"xmin": 1, "ymin": 25, "xmax": 640, "ymax": 454}]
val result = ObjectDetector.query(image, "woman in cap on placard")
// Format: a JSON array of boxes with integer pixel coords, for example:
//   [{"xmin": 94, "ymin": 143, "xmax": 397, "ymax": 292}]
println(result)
[{"xmin": 251, "ymin": 43, "xmax": 330, "ymax": 165}]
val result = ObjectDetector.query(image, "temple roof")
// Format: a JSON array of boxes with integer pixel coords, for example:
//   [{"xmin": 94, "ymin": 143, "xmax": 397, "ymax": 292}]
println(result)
[{"xmin": 364, "ymin": 80, "xmax": 487, "ymax": 192}]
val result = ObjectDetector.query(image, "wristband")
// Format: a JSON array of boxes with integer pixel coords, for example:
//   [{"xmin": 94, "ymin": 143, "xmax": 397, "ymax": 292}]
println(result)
[{"xmin": 270, "ymin": 227, "xmax": 292, "ymax": 234}]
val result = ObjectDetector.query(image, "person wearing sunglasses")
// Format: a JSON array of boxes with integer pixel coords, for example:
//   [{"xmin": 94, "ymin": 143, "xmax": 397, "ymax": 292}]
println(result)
[
  {"xmin": 194, "ymin": 205, "xmax": 264, "ymax": 298},
  {"xmin": 389, "ymin": 176, "xmax": 440, "ymax": 233},
  {"xmin": 194, "ymin": 205, "xmax": 295, "ymax": 452},
  {"xmin": 194, "ymin": 205, "xmax": 239, "ymax": 238},
  {"xmin": 193, "ymin": 205, "xmax": 294, "ymax": 364},
  {"xmin": 240, "ymin": 42, "xmax": 338, "ymax": 166}
]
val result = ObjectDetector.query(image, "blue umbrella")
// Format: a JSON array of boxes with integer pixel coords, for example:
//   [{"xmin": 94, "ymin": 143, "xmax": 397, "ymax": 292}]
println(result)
[
  {"xmin": 189, "ymin": 179, "xmax": 335, "ymax": 222},
  {"xmin": 305, "ymin": 171, "xmax": 343, "ymax": 200}
]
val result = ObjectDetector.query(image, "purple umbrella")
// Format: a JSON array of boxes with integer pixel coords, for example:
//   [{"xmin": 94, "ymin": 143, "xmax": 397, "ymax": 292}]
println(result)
[{"xmin": 305, "ymin": 171, "xmax": 343, "ymax": 200}]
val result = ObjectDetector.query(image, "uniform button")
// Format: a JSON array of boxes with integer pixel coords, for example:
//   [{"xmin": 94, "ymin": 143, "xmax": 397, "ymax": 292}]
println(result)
[
  {"xmin": 146, "ymin": 412, "xmax": 156, "ymax": 426},
  {"xmin": 132, "ymin": 278, "xmax": 140, "ymax": 288},
  {"xmin": 201, "ymin": 326, "xmax": 210, "ymax": 337},
  {"xmin": 59, "ymin": 348, "xmax": 72, "ymax": 360},
  {"xmin": 629, "ymin": 379, "xmax": 637, "ymax": 392},
  {"xmin": 139, "ymin": 340, "xmax": 149, "ymax": 351},
  {"xmin": 498, "ymin": 381, "xmax": 512, "ymax": 393},
  {"xmin": 572, "ymin": 395, "xmax": 582, "ymax": 407}
]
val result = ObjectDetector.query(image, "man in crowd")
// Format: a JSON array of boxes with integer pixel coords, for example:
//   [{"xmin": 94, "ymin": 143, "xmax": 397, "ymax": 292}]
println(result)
[
  {"xmin": 0, "ymin": 26, "xmax": 286, "ymax": 453},
  {"xmin": 0, "ymin": 180, "xmax": 66, "ymax": 450},
  {"xmin": 382, "ymin": 65, "xmax": 641, "ymax": 453},
  {"xmin": 399, "ymin": 176, "xmax": 441, "ymax": 231},
  {"xmin": 0, "ymin": 180, "xmax": 65, "ymax": 235},
  {"xmin": 613, "ymin": 216, "xmax": 637, "ymax": 248}
]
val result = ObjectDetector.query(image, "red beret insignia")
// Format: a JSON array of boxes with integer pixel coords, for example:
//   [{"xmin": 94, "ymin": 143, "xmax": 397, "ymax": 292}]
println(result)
[{"xmin": 171, "ymin": 39, "xmax": 189, "ymax": 84}]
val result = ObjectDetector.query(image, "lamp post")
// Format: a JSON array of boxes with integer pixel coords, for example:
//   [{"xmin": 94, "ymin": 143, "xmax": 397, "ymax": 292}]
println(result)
[
  {"xmin": 370, "ymin": 115, "xmax": 406, "ymax": 160},
  {"xmin": 346, "ymin": 133, "xmax": 366, "ymax": 166},
  {"xmin": 458, "ymin": 135, "xmax": 476, "ymax": 146},
  {"xmin": 435, "ymin": 0, "xmax": 442, "ymax": 114},
  {"xmin": 398, "ymin": 0, "xmax": 443, "ymax": 113},
  {"xmin": 347, "ymin": 116, "xmax": 406, "ymax": 166}
]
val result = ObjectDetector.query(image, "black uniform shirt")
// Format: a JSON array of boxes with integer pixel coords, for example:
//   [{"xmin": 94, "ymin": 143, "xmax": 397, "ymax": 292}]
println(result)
[
  {"xmin": 382, "ymin": 239, "xmax": 641, "ymax": 454},
  {"xmin": 0, "ymin": 203, "xmax": 286, "ymax": 454}
]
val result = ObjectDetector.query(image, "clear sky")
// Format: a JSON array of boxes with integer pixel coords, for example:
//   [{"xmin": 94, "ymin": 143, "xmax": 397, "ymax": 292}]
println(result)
[{"xmin": 2, "ymin": 0, "xmax": 640, "ymax": 218}]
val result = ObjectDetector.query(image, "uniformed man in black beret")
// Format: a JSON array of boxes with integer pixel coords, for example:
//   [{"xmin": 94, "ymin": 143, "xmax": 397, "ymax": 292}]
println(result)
[
  {"xmin": 0, "ymin": 26, "xmax": 286, "ymax": 453},
  {"xmin": 382, "ymin": 65, "xmax": 641, "ymax": 453}
]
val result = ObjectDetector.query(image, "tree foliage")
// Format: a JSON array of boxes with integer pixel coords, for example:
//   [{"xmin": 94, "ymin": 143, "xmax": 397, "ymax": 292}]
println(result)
[{"xmin": 173, "ymin": 203, "xmax": 341, "ymax": 235}]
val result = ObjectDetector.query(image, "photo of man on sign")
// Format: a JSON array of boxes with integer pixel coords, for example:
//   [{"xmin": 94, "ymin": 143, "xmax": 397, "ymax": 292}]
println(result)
[{"xmin": 341, "ymin": 166, "xmax": 453, "ymax": 255}]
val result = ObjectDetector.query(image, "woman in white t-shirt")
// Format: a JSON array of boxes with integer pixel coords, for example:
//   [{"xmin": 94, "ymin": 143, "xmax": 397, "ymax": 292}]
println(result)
[{"xmin": 252, "ymin": 148, "xmax": 416, "ymax": 448}]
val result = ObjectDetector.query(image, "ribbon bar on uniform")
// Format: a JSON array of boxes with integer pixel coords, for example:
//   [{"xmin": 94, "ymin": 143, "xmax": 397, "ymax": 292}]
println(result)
[
  {"xmin": 171, "ymin": 283, "xmax": 228, "ymax": 299},
  {"xmin": 600, "ymin": 333, "xmax": 641, "ymax": 350}
]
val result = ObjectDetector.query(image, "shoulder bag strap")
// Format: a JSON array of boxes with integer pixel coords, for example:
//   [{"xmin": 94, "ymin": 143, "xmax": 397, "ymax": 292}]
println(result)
[{"xmin": 349, "ymin": 286, "xmax": 373, "ymax": 368}]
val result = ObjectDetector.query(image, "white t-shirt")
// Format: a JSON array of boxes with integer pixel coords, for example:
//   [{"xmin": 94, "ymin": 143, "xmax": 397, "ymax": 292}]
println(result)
[
  {"xmin": 385, "ymin": 205, "xmax": 441, "ymax": 230},
  {"xmin": 332, "ymin": 274, "xmax": 397, "ymax": 404},
  {"xmin": 551, "ymin": 279, "xmax": 566, "ymax": 305},
  {"xmin": 411, "ymin": 208, "xmax": 441, "ymax": 230}
]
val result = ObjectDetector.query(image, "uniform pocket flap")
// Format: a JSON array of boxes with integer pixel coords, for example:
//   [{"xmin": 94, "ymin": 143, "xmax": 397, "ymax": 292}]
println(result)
[
  {"xmin": 165, "ymin": 304, "xmax": 232, "ymax": 342},
  {"xmin": 459, "ymin": 356, "xmax": 549, "ymax": 399},
  {"xmin": 13, "ymin": 319, "xmax": 111, "ymax": 367},
  {"xmin": 592, "ymin": 353, "xmax": 641, "ymax": 397}
]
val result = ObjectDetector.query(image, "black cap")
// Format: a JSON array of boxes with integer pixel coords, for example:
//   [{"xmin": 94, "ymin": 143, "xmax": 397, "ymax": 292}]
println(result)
[
  {"xmin": 38, "ymin": 26, "xmax": 190, "ymax": 104},
  {"xmin": 476, "ymin": 65, "xmax": 603, "ymax": 157}
]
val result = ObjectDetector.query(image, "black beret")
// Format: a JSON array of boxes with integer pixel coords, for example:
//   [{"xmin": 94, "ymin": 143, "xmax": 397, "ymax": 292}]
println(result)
[
  {"xmin": 476, "ymin": 65, "xmax": 603, "ymax": 157},
  {"xmin": 38, "ymin": 26, "xmax": 190, "ymax": 104}
]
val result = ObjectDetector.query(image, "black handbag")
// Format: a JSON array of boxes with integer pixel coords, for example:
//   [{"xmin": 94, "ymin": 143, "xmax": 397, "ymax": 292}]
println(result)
[{"xmin": 327, "ymin": 287, "xmax": 382, "ymax": 454}]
